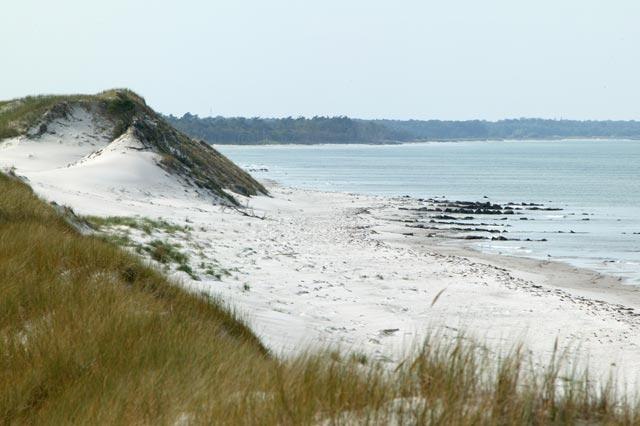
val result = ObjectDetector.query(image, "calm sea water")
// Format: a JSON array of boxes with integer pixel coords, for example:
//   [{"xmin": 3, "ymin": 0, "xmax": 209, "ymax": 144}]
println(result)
[{"xmin": 217, "ymin": 140, "xmax": 640, "ymax": 283}]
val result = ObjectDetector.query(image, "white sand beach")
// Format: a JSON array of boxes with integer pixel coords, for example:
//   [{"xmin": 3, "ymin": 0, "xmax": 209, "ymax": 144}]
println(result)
[{"xmin": 3, "ymin": 108, "xmax": 640, "ymax": 389}]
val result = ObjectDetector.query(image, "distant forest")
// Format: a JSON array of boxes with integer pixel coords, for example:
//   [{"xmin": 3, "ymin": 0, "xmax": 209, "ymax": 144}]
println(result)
[
  {"xmin": 165, "ymin": 113, "xmax": 403, "ymax": 144},
  {"xmin": 165, "ymin": 113, "xmax": 640, "ymax": 145}
]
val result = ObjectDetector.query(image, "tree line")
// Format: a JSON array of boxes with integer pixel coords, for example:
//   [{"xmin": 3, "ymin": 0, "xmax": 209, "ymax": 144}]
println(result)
[{"xmin": 164, "ymin": 113, "xmax": 640, "ymax": 144}]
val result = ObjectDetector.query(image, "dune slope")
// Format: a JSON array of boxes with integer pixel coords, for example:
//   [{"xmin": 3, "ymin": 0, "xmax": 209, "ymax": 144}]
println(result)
[{"xmin": 0, "ymin": 89, "xmax": 266, "ymax": 205}]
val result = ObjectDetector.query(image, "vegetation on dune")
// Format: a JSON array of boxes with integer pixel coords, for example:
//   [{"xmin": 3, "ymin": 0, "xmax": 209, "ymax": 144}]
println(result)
[
  {"xmin": 86, "ymin": 216, "xmax": 197, "ymax": 279},
  {"xmin": 0, "ymin": 94, "xmax": 81, "ymax": 139},
  {"xmin": 142, "ymin": 120, "xmax": 266, "ymax": 202},
  {"xmin": 0, "ymin": 89, "xmax": 142, "ymax": 140},
  {"xmin": 2, "ymin": 172, "xmax": 640, "ymax": 424},
  {"xmin": 103, "ymin": 90, "xmax": 268, "ymax": 200},
  {"xmin": 87, "ymin": 215, "xmax": 231, "ymax": 282},
  {"xmin": 0, "ymin": 173, "xmax": 268, "ymax": 424},
  {"xmin": 85, "ymin": 215, "xmax": 192, "ymax": 235},
  {"xmin": 0, "ymin": 89, "xmax": 267, "ymax": 203}
]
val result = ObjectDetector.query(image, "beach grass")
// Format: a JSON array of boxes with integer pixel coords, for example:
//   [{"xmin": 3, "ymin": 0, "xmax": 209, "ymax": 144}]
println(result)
[
  {"xmin": 85, "ymin": 215, "xmax": 192, "ymax": 235},
  {"xmin": 1, "ymin": 171, "xmax": 639, "ymax": 424},
  {"xmin": 0, "ymin": 89, "xmax": 141, "ymax": 140}
]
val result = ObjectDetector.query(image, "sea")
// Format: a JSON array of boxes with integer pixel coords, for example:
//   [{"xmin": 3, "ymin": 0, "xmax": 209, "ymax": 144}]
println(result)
[{"xmin": 217, "ymin": 140, "xmax": 640, "ymax": 284}]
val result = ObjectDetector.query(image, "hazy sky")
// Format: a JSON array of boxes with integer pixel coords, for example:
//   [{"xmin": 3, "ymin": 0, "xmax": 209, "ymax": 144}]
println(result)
[{"xmin": 3, "ymin": 0, "xmax": 639, "ymax": 120}]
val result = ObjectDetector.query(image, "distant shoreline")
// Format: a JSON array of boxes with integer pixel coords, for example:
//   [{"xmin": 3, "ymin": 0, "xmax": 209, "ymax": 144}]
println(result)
[
  {"xmin": 166, "ymin": 113, "xmax": 640, "ymax": 146},
  {"xmin": 211, "ymin": 137, "xmax": 640, "ymax": 146}
]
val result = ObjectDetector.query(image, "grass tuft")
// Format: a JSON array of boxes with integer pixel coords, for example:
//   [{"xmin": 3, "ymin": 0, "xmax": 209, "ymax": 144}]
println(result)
[{"xmin": 86, "ymin": 215, "xmax": 191, "ymax": 235}]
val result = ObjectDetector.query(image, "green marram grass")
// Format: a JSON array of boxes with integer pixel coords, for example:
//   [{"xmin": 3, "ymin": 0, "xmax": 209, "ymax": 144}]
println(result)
[
  {"xmin": 1, "ymin": 173, "xmax": 640, "ymax": 424},
  {"xmin": 86, "ymin": 215, "xmax": 192, "ymax": 235},
  {"xmin": 87, "ymin": 215, "xmax": 198, "ymax": 279},
  {"xmin": 0, "ymin": 89, "xmax": 142, "ymax": 140}
]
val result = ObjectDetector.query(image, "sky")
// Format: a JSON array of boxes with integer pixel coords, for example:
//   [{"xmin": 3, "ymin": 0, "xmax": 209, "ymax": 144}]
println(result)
[{"xmin": 2, "ymin": 0, "xmax": 640, "ymax": 120}]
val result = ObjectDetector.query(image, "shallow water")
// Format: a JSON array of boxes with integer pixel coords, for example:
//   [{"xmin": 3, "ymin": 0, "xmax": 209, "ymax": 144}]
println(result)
[{"xmin": 217, "ymin": 140, "xmax": 640, "ymax": 283}]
